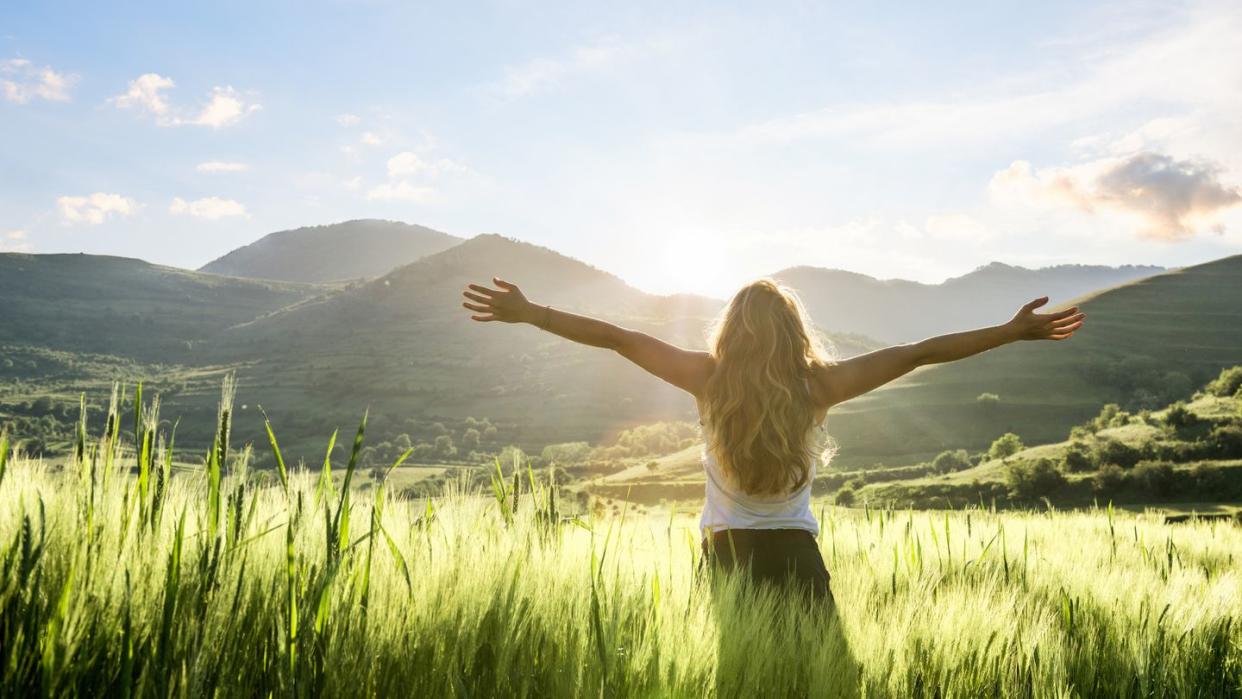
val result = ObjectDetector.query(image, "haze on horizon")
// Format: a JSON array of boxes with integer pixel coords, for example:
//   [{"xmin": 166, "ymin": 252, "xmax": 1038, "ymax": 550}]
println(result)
[{"xmin": 2, "ymin": 0, "xmax": 1241, "ymax": 297}]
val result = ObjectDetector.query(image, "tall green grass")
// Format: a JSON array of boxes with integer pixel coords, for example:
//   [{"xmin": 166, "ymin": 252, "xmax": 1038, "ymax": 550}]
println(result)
[{"xmin": 1, "ymin": 384, "xmax": 1239, "ymax": 697}]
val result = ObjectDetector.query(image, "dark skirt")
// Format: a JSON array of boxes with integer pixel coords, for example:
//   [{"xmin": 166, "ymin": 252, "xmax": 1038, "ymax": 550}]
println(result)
[{"xmin": 700, "ymin": 528, "xmax": 834, "ymax": 605}]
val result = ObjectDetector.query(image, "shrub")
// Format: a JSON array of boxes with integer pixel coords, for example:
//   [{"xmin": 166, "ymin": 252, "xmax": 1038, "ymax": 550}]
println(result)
[
  {"xmin": 1061, "ymin": 441, "xmax": 1096, "ymax": 472},
  {"xmin": 1164, "ymin": 402, "xmax": 1197, "ymax": 429},
  {"xmin": 931, "ymin": 449, "xmax": 971, "ymax": 474},
  {"xmin": 1207, "ymin": 425, "xmax": 1242, "ymax": 459},
  {"xmin": 1189, "ymin": 462, "xmax": 1225, "ymax": 492},
  {"xmin": 989, "ymin": 433, "xmax": 1024, "ymax": 460},
  {"xmin": 834, "ymin": 485, "xmax": 856, "ymax": 507},
  {"xmin": 1092, "ymin": 463, "xmax": 1127, "ymax": 495},
  {"xmin": 1205, "ymin": 366, "xmax": 1242, "ymax": 397},
  {"xmin": 1093, "ymin": 438, "xmax": 1143, "ymax": 469},
  {"xmin": 1131, "ymin": 460, "xmax": 1177, "ymax": 498},
  {"xmin": 1005, "ymin": 458, "xmax": 1066, "ymax": 500}
]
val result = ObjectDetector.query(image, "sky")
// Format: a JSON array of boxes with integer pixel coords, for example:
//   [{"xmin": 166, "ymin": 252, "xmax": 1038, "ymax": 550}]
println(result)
[{"xmin": 2, "ymin": 0, "xmax": 1241, "ymax": 297}]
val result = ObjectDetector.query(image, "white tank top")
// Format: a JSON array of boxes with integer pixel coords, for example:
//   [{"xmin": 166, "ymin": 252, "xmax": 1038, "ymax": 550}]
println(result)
[{"xmin": 699, "ymin": 379, "xmax": 825, "ymax": 537}]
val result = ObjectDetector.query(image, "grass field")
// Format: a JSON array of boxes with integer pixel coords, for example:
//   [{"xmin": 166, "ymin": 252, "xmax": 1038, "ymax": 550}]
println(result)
[{"xmin": 2, "ymin": 393, "xmax": 1239, "ymax": 697}]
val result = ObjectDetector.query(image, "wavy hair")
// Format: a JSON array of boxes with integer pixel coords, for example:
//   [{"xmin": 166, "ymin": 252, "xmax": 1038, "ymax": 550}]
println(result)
[{"xmin": 701, "ymin": 279, "xmax": 834, "ymax": 496}]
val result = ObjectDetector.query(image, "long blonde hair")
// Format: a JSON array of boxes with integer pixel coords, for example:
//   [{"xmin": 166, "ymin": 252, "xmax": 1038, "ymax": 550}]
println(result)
[{"xmin": 701, "ymin": 279, "xmax": 833, "ymax": 496}]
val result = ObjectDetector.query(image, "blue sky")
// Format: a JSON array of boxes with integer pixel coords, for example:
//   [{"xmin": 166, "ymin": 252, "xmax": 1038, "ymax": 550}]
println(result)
[{"xmin": 2, "ymin": 0, "xmax": 1240, "ymax": 296}]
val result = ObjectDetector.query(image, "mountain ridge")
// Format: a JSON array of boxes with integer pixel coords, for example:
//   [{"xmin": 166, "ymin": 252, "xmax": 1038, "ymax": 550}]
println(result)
[{"xmin": 199, "ymin": 219, "xmax": 462, "ymax": 283}]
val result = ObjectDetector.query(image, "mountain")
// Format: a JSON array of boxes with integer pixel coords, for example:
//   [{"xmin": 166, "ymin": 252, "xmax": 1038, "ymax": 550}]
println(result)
[
  {"xmin": 0, "ymin": 253, "xmax": 323, "ymax": 361},
  {"xmin": 822, "ymin": 254, "xmax": 1242, "ymax": 466},
  {"xmin": 199, "ymin": 219, "xmax": 462, "ymax": 283},
  {"xmin": 774, "ymin": 262, "xmax": 1164, "ymax": 343},
  {"xmin": 184, "ymin": 234, "xmax": 877, "ymax": 460}
]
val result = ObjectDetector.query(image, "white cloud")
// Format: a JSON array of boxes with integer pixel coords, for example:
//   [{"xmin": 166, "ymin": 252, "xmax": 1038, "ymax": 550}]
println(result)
[
  {"xmin": 109, "ymin": 73, "xmax": 175, "ymax": 117},
  {"xmin": 1, "ymin": 229, "xmax": 32, "ymax": 253},
  {"xmin": 365, "ymin": 181, "xmax": 438, "ymax": 203},
  {"xmin": 386, "ymin": 151, "xmax": 470, "ymax": 179},
  {"xmin": 196, "ymin": 160, "xmax": 249, "ymax": 173},
  {"xmin": 110, "ymin": 74, "xmax": 260, "ymax": 128},
  {"xmin": 169, "ymin": 196, "xmax": 249, "ymax": 219},
  {"xmin": 187, "ymin": 86, "xmax": 260, "ymax": 128},
  {"xmin": 335, "ymin": 113, "xmax": 360, "ymax": 127},
  {"xmin": 57, "ymin": 193, "xmax": 139, "ymax": 225},
  {"xmin": 989, "ymin": 152, "xmax": 1242, "ymax": 240},
  {"xmin": 360, "ymin": 131, "xmax": 383, "ymax": 146},
  {"xmin": 1, "ymin": 58, "xmax": 77, "ymax": 103},
  {"xmin": 386, "ymin": 151, "xmax": 423, "ymax": 177}
]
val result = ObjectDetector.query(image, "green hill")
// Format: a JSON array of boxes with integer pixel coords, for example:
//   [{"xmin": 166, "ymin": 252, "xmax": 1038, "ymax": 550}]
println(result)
[
  {"xmin": 0, "ymin": 253, "xmax": 323, "ymax": 361},
  {"xmin": 199, "ymin": 219, "xmax": 462, "ymax": 283},
  {"xmin": 188, "ymin": 234, "xmax": 879, "ymax": 462},
  {"xmin": 824, "ymin": 254, "xmax": 1242, "ymax": 466}
]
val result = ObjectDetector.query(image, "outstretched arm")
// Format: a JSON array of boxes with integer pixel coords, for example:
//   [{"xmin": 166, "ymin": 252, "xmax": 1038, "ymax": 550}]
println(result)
[
  {"xmin": 814, "ymin": 296, "xmax": 1086, "ymax": 408},
  {"xmin": 462, "ymin": 278, "xmax": 713, "ymax": 396}
]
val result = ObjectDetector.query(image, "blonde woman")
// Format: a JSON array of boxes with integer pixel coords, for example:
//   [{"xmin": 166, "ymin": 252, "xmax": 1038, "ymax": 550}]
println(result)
[{"xmin": 462, "ymin": 277, "xmax": 1085, "ymax": 602}]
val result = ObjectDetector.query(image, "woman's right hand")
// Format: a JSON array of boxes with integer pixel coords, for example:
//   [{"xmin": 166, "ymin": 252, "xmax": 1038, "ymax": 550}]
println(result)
[{"xmin": 462, "ymin": 278, "xmax": 536, "ymax": 323}]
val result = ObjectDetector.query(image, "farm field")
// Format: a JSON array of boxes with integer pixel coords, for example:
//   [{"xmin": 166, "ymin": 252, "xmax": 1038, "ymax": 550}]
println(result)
[{"xmin": 2, "ymin": 400, "xmax": 1239, "ymax": 697}]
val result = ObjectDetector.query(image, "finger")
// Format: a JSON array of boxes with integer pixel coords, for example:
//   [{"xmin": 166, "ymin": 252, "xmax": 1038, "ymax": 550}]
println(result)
[
  {"xmin": 1054, "ymin": 320, "xmax": 1085, "ymax": 334},
  {"xmin": 467, "ymin": 283, "xmax": 498, "ymax": 297},
  {"xmin": 462, "ymin": 291, "xmax": 492, "ymax": 304},
  {"xmin": 1045, "ymin": 306, "xmax": 1080, "ymax": 321},
  {"xmin": 1050, "ymin": 313, "xmax": 1086, "ymax": 328},
  {"xmin": 462, "ymin": 302, "xmax": 491, "ymax": 313},
  {"xmin": 470, "ymin": 314, "xmax": 496, "ymax": 322},
  {"xmin": 493, "ymin": 277, "xmax": 517, "ymax": 291},
  {"xmin": 1022, "ymin": 296, "xmax": 1050, "ymax": 312},
  {"xmin": 1050, "ymin": 332, "xmax": 1075, "ymax": 341}
]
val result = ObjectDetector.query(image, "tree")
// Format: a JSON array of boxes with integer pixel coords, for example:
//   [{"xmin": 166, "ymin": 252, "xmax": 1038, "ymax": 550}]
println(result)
[
  {"xmin": 834, "ymin": 485, "xmax": 856, "ymax": 506},
  {"xmin": 498, "ymin": 445, "xmax": 526, "ymax": 468},
  {"xmin": 1004, "ymin": 458, "xmax": 1066, "ymax": 500},
  {"xmin": 932, "ymin": 449, "xmax": 971, "ymax": 474},
  {"xmin": 1131, "ymin": 460, "xmax": 1177, "ymax": 497},
  {"xmin": 1093, "ymin": 438, "xmax": 1143, "ymax": 469},
  {"xmin": 461, "ymin": 428, "xmax": 481, "ymax": 451},
  {"xmin": 433, "ymin": 434, "xmax": 456, "ymax": 458},
  {"xmin": 1205, "ymin": 366, "xmax": 1242, "ymax": 397},
  {"xmin": 1061, "ymin": 441, "xmax": 1096, "ymax": 472},
  {"xmin": 976, "ymin": 392, "xmax": 1000, "ymax": 407},
  {"xmin": 989, "ymin": 433, "xmax": 1024, "ymax": 460},
  {"xmin": 1092, "ymin": 463, "xmax": 1126, "ymax": 495},
  {"xmin": 645, "ymin": 460, "xmax": 659, "ymax": 472}
]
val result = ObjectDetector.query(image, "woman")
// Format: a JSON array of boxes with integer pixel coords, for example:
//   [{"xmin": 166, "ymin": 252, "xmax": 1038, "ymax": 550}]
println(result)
[{"xmin": 461, "ymin": 277, "xmax": 1085, "ymax": 602}]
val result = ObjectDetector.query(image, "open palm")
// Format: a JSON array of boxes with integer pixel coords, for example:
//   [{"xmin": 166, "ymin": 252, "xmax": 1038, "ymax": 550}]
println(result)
[
  {"xmin": 1008, "ymin": 297, "xmax": 1086, "ymax": 341},
  {"xmin": 461, "ymin": 278, "xmax": 534, "ymax": 323}
]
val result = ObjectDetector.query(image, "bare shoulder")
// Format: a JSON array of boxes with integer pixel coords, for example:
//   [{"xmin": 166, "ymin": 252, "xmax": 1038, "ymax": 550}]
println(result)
[{"xmin": 808, "ymin": 360, "xmax": 845, "ymax": 409}]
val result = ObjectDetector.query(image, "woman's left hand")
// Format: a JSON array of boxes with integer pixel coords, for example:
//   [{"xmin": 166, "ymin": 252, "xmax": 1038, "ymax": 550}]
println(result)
[{"xmin": 1006, "ymin": 296, "xmax": 1087, "ymax": 341}]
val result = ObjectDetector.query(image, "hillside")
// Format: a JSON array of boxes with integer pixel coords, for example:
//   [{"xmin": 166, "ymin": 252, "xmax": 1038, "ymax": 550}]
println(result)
[
  {"xmin": 199, "ymin": 219, "xmax": 462, "ymax": 283},
  {"xmin": 824, "ymin": 254, "xmax": 1242, "ymax": 465},
  {"xmin": 775, "ymin": 261, "xmax": 1162, "ymax": 343},
  {"xmin": 0, "ymin": 253, "xmax": 323, "ymax": 361},
  {"xmin": 590, "ymin": 367, "xmax": 1242, "ymax": 513},
  {"xmin": 187, "ymin": 234, "xmax": 877, "ymax": 461}
]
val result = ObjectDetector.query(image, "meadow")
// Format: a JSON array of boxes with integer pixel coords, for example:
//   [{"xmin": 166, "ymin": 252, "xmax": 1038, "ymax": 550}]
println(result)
[{"xmin": 2, "ymin": 385, "xmax": 1240, "ymax": 697}]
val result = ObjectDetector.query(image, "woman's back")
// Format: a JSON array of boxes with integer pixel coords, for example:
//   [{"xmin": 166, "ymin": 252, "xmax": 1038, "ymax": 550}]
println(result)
[{"xmin": 699, "ymin": 384, "xmax": 827, "ymax": 536}]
